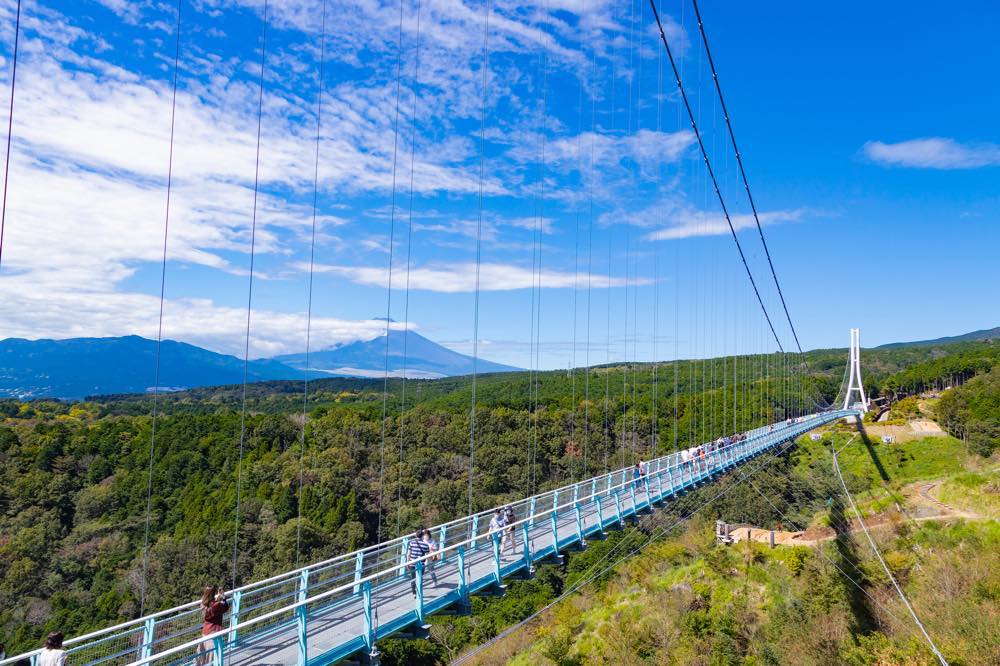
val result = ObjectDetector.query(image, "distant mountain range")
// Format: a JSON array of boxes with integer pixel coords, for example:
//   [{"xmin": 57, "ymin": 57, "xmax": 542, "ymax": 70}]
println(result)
[
  {"xmin": 0, "ymin": 336, "xmax": 305, "ymax": 399},
  {"xmin": 274, "ymin": 329, "xmax": 519, "ymax": 379},
  {"xmin": 0, "ymin": 331, "xmax": 520, "ymax": 399},
  {"xmin": 876, "ymin": 326, "xmax": 999, "ymax": 349},
  {"xmin": 3, "ymin": 325, "xmax": 993, "ymax": 400}
]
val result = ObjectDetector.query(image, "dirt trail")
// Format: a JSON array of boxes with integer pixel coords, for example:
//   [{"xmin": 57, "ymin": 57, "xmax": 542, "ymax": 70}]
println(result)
[
  {"xmin": 726, "ymin": 481, "xmax": 979, "ymax": 548},
  {"xmin": 913, "ymin": 481, "xmax": 981, "ymax": 519}
]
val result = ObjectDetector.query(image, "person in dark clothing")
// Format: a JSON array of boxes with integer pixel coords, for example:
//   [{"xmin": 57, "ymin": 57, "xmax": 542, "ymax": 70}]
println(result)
[
  {"xmin": 198, "ymin": 585, "xmax": 229, "ymax": 665},
  {"xmin": 407, "ymin": 529, "xmax": 432, "ymax": 596},
  {"xmin": 503, "ymin": 505, "xmax": 517, "ymax": 554}
]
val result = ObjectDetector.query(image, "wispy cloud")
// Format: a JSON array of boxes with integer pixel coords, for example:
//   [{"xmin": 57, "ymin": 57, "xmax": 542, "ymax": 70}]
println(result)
[
  {"xmin": 0, "ymin": 269, "xmax": 404, "ymax": 357},
  {"xmin": 0, "ymin": 0, "xmax": 698, "ymax": 361},
  {"xmin": 643, "ymin": 207, "xmax": 810, "ymax": 241},
  {"xmin": 311, "ymin": 262, "xmax": 641, "ymax": 293},
  {"xmin": 862, "ymin": 137, "xmax": 1000, "ymax": 169}
]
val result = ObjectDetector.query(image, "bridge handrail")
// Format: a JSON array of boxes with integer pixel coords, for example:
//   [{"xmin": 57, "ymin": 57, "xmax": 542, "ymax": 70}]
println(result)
[
  {"xmin": 0, "ymin": 443, "xmax": 659, "ymax": 660},
  {"xmin": 118, "ymin": 410, "xmax": 854, "ymax": 666},
  {"xmin": 1, "ymin": 410, "xmax": 852, "ymax": 666}
]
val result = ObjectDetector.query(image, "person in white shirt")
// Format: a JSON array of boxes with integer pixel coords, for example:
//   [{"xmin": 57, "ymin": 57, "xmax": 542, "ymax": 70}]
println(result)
[
  {"xmin": 488, "ymin": 508, "xmax": 507, "ymax": 553},
  {"xmin": 38, "ymin": 632, "xmax": 67, "ymax": 666},
  {"xmin": 421, "ymin": 529, "xmax": 439, "ymax": 584}
]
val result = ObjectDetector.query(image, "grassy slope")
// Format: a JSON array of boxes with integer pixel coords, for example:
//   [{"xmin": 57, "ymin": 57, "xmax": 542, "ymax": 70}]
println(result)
[
  {"xmin": 499, "ymin": 520, "xmax": 1000, "ymax": 666},
  {"xmin": 462, "ymin": 429, "xmax": 1000, "ymax": 666},
  {"xmin": 938, "ymin": 469, "xmax": 1000, "ymax": 518}
]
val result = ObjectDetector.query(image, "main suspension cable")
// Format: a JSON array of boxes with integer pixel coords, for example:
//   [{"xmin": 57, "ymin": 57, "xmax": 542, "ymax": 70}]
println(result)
[
  {"xmin": 648, "ymin": 0, "xmax": 785, "ymax": 354},
  {"xmin": 832, "ymin": 442, "xmax": 949, "ymax": 664},
  {"xmin": 691, "ymin": 0, "xmax": 802, "ymax": 354}
]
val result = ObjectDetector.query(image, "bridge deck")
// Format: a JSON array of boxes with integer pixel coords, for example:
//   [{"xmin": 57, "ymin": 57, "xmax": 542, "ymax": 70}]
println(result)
[{"xmin": 0, "ymin": 411, "xmax": 854, "ymax": 666}]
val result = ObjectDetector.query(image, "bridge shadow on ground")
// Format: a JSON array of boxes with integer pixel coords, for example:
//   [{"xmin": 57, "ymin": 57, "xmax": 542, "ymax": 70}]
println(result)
[
  {"xmin": 828, "ymin": 493, "xmax": 877, "ymax": 635},
  {"xmin": 856, "ymin": 421, "xmax": 890, "ymax": 483}
]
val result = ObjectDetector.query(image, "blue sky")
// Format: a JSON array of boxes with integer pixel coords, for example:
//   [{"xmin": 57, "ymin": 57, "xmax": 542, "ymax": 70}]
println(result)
[{"xmin": 0, "ymin": 0, "xmax": 996, "ymax": 369}]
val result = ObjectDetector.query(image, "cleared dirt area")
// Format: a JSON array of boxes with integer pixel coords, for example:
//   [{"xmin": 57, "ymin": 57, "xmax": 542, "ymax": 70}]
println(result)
[
  {"xmin": 863, "ymin": 420, "xmax": 946, "ymax": 442},
  {"xmin": 723, "ymin": 476, "xmax": 980, "ymax": 549}
]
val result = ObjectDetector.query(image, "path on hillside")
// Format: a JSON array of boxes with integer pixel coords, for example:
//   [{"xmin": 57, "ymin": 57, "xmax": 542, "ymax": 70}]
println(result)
[
  {"xmin": 727, "ymin": 482, "xmax": 982, "ymax": 547},
  {"xmin": 913, "ymin": 481, "xmax": 982, "ymax": 520}
]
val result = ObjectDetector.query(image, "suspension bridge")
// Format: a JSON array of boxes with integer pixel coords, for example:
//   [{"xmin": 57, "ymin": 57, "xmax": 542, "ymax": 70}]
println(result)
[
  {"xmin": 0, "ymin": 0, "xmax": 953, "ymax": 662},
  {"xmin": 1, "ymin": 408, "xmax": 859, "ymax": 666}
]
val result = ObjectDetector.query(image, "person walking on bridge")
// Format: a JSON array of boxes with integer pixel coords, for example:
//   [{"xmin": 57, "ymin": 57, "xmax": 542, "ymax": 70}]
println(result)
[
  {"xmin": 407, "ymin": 528, "xmax": 432, "ymax": 597},
  {"xmin": 503, "ymin": 505, "xmax": 517, "ymax": 555},
  {"xmin": 420, "ymin": 528, "xmax": 439, "ymax": 585},
  {"xmin": 489, "ymin": 508, "xmax": 508, "ymax": 554}
]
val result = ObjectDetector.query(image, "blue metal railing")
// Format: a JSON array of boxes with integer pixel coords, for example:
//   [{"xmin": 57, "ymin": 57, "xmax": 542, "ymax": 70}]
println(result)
[{"xmin": 2, "ymin": 410, "xmax": 856, "ymax": 666}]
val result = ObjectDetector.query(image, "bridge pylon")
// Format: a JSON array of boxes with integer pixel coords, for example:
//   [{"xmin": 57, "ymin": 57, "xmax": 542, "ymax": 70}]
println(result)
[{"xmin": 842, "ymin": 327, "xmax": 868, "ymax": 413}]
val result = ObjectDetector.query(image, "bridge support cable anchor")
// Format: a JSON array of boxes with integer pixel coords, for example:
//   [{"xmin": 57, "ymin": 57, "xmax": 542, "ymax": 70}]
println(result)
[
  {"xmin": 353, "ymin": 551, "xmax": 364, "ymax": 594},
  {"xmin": 361, "ymin": 581, "xmax": 376, "ymax": 653},
  {"xmin": 456, "ymin": 545, "xmax": 470, "ymax": 609},
  {"xmin": 521, "ymin": 523, "xmax": 536, "ymax": 575},
  {"xmin": 414, "ymin": 562, "xmax": 426, "ymax": 623},
  {"xmin": 227, "ymin": 589, "xmax": 243, "ymax": 646},
  {"xmin": 211, "ymin": 635, "xmax": 224, "ymax": 666},
  {"xmin": 295, "ymin": 600, "xmax": 308, "ymax": 666},
  {"xmin": 573, "ymin": 501, "xmax": 587, "ymax": 548},
  {"xmin": 491, "ymin": 535, "xmax": 504, "ymax": 588},
  {"xmin": 139, "ymin": 617, "xmax": 156, "ymax": 662}
]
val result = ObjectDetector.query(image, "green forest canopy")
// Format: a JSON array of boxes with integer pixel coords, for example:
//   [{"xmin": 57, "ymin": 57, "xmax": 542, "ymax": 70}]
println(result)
[{"xmin": 0, "ymin": 339, "xmax": 995, "ymax": 654}]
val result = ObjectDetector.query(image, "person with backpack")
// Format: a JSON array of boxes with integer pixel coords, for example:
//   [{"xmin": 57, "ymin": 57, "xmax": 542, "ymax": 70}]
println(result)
[
  {"xmin": 198, "ymin": 585, "xmax": 229, "ymax": 665},
  {"xmin": 37, "ymin": 632, "xmax": 67, "ymax": 666},
  {"xmin": 407, "ymin": 528, "xmax": 432, "ymax": 596}
]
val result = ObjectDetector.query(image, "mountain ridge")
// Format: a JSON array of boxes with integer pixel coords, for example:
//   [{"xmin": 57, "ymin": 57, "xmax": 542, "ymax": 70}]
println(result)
[
  {"xmin": 0, "ymin": 335, "xmax": 305, "ymax": 399},
  {"xmin": 876, "ymin": 326, "xmax": 999, "ymax": 349},
  {"xmin": 273, "ymin": 329, "xmax": 520, "ymax": 378},
  {"xmin": 0, "ymin": 331, "xmax": 520, "ymax": 399}
]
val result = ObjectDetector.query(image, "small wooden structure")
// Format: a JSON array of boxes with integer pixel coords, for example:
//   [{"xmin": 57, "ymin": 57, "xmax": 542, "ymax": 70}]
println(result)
[{"xmin": 715, "ymin": 520, "xmax": 734, "ymax": 545}]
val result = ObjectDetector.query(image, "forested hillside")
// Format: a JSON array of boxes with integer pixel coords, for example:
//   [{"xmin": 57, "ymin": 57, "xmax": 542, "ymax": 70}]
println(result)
[
  {"xmin": 0, "ymin": 340, "xmax": 995, "ymax": 655},
  {"xmin": 452, "ymin": 430, "xmax": 1000, "ymax": 666}
]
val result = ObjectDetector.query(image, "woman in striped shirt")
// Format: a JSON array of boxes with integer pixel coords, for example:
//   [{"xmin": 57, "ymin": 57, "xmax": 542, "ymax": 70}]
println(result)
[{"xmin": 407, "ymin": 529, "xmax": 431, "ymax": 596}]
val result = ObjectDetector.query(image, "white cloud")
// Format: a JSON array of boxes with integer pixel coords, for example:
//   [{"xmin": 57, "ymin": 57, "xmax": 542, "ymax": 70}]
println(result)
[
  {"xmin": 862, "ymin": 137, "xmax": 1000, "ymax": 169},
  {"xmin": 311, "ymin": 261, "xmax": 641, "ymax": 292},
  {"xmin": 643, "ymin": 207, "xmax": 809, "ymax": 241},
  {"xmin": 0, "ymin": 270, "xmax": 405, "ymax": 357},
  {"xmin": 508, "ymin": 128, "xmax": 695, "ymax": 204},
  {"xmin": 0, "ymin": 0, "xmax": 698, "ymax": 361}
]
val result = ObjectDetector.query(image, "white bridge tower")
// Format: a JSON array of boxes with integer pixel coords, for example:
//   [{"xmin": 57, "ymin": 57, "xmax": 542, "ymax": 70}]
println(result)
[{"xmin": 843, "ymin": 327, "xmax": 868, "ymax": 413}]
